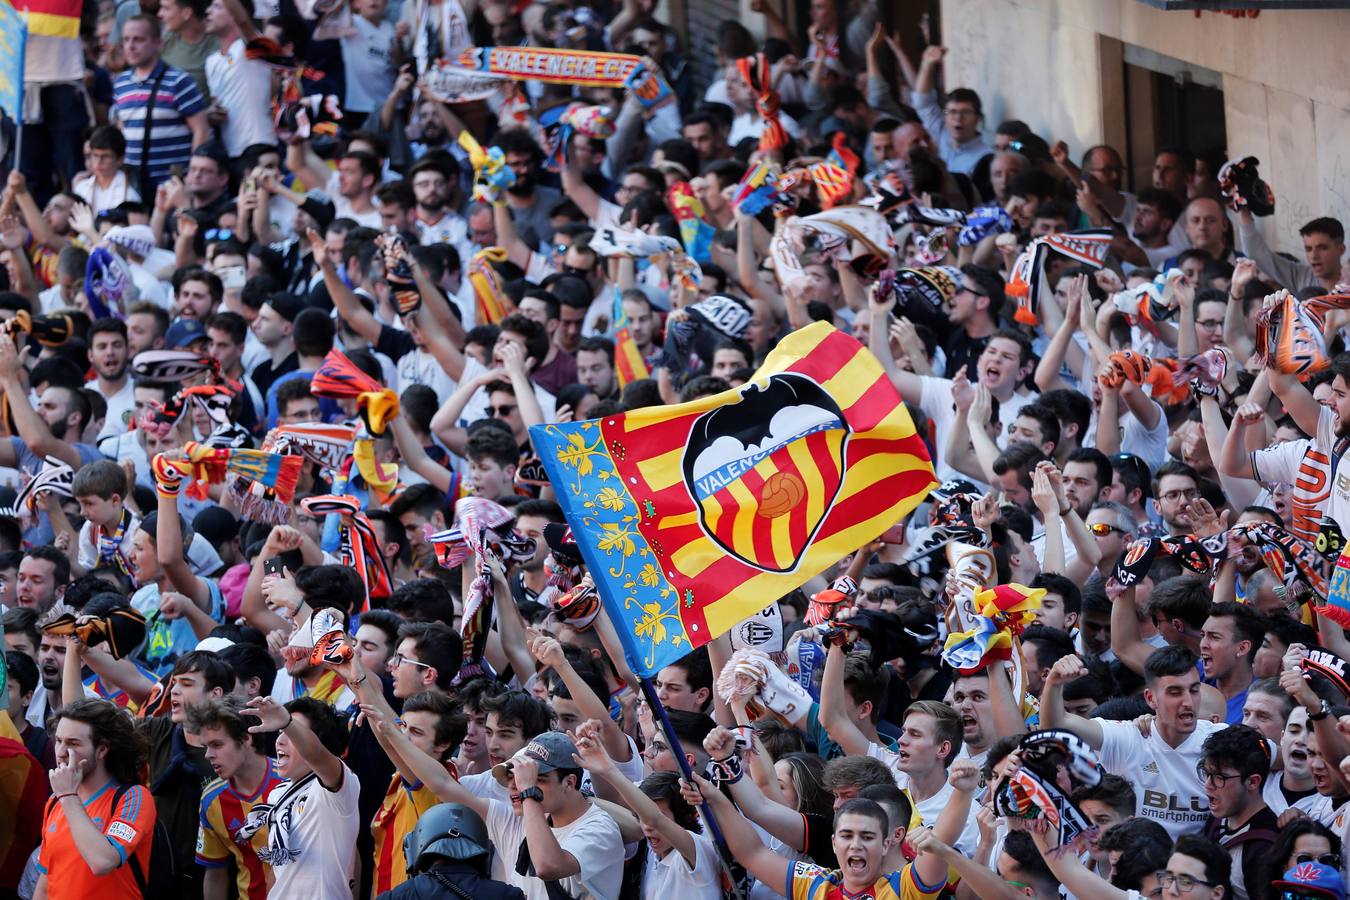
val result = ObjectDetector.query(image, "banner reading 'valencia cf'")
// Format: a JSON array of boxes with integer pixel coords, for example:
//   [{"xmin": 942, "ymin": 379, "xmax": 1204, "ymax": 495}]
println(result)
[{"xmin": 531, "ymin": 322, "xmax": 937, "ymax": 677}]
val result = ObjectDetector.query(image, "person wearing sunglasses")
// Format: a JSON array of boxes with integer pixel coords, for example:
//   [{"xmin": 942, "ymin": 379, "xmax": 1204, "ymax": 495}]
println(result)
[
  {"xmin": 1270, "ymin": 821, "xmax": 1343, "ymax": 897},
  {"xmin": 1197, "ymin": 725, "xmax": 1279, "ymax": 900}
]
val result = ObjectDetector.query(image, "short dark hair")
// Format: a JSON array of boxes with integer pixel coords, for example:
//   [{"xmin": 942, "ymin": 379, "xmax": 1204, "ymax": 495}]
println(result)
[
  {"xmin": 465, "ymin": 426, "xmax": 518, "ymax": 468},
  {"xmin": 1172, "ymin": 835, "xmax": 1231, "ymax": 900},
  {"xmin": 843, "ymin": 652, "xmax": 889, "ymax": 724},
  {"xmin": 1143, "ymin": 644, "xmax": 1201, "ymax": 684},
  {"xmin": 481, "ymin": 689, "xmax": 554, "ymax": 738},
  {"xmin": 171, "ymin": 649, "xmax": 235, "ymax": 694},
  {"xmin": 990, "ymin": 327, "xmax": 1033, "ymax": 366},
  {"xmin": 206, "ymin": 311, "xmax": 248, "ymax": 345},
  {"xmin": 24, "ymin": 546, "xmax": 70, "ymax": 587},
  {"xmin": 1147, "ymin": 577, "xmax": 1211, "ymax": 631},
  {"xmin": 1136, "ymin": 187, "xmax": 1183, "ymax": 225},
  {"xmin": 1200, "ymin": 723, "xmax": 1271, "ymax": 790},
  {"xmin": 1071, "ymin": 772, "xmax": 1136, "ymax": 817},
  {"xmin": 640, "ymin": 771, "xmax": 701, "ymax": 832},
  {"xmin": 1300, "ymin": 217, "xmax": 1345, "ymax": 243},
  {"xmin": 292, "ymin": 307, "xmax": 335, "ymax": 358},
  {"xmin": 992, "ymin": 442, "xmax": 1048, "ymax": 487},
  {"xmin": 1065, "ymin": 447, "xmax": 1112, "ymax": 493},
  {"xmin": 1206, "ymin": 601, "xmax": 1264, "ymax": 663},
  {"xmin": 397, "ymin": 622, "xmax": 463, "ymax": 689},
  {"xmin": 72, "ymin": 459, "xmax": 127, "ymax": 500},
  {"xmin": 1014, "ymin": 403, "xmax": 1060, "ymax": 450},
  {"xmin": 217, "ymin": 642, "xmax": 277, "ymax": 696},
  {"xmin": 296, "ymin": 565, "xmax": 363, "ymax": 616},
  {"xmin": 286, "ymin": 696, "xmax": 348, "ymax": 756},
  {"xmin": 497, "ymin": 313, "xmax": 550, "ymax": 366},
  {"xmin": 389, "ymin": 483, "xmax": 446, "ymax": 523},
  {"xmin": 387, "ymin": 579, "xmax": 455, "ymax": 625},
  {"xmin": 1030, "ymin": 573, "xmax": 1081, "ymax": 616},
  {"xmin": 832, "ymin": 797, "xmax": 890, "ymax": 836},
  {"xmin": 5, "ymin": 650, "xmax": 37, "ymax": 696},
  {"xmin": 402, "ymin": 690, "xmax": 467, "ymax": 757},
  {"xmin": 88, "ymin": 124, "xmax": 127, "ymax": 157},
  {"xmin": 3, "ymin": 606, "xmax": 39, "ymax": 652},
  {"xmin": 275, "ymin": 377, "xmax": 316, "ymax": 417}
]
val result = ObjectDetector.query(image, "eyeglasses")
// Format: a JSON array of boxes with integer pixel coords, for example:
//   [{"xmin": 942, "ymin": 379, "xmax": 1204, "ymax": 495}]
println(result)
[
  {"xmin": 1160, "ymin": 489, "xmax": 1200, "ymax": 503},
  {"xmin": 563, "ymin": 264, "xmax": 594, "ymax": 277},
  {"xmin": 1196, "ymin": 765, "xmax": 1243, "ymax": 787},
  {"xmin": 1155, "ymin": 872, "xmax": 1215, "ymax": 893},
  {"xmin": 488, "ymin": 404, "xmax": 517, "ymax": 418},
  {"xmin": 944, "ymin": 108, "xmax": 978, "ymax": 119},
  {"xmin": 956, "ymin": 283, "xmax": 989, "ymax": 299},
  {"xmin": 1196, "ymin": 319, "xmax": 1225, "ymax": 330},
  {"xmin": 391, "ymin": 653, "xmax": 433, "ymax": 670},
  {"xmin": 1294, "ymin": 853, "xmax": 1343, "ymax": 867},
  {"xmin": 204, "ymin": 228, "xmax": 233, "ymax": 241},
  {"xmin": 1087, "ymin": 522, "xmax": 1129, "ymax": 536}
]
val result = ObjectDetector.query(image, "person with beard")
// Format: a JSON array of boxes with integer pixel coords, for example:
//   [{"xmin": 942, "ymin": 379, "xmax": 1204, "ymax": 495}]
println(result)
[
  {"xmin": 409, "ymin": 156, "xmax": 472, "ymax": 257},
  {"xmin": 495, "ymin": 128, "xmax": 561, "ymax": 251},
  {"xmin": 0, "ymin": 336, "xmax": 103, "ymax": 473},
  {"xmin": 508, "ymin": 499, "xmax": 563, "ymax": 605},
  {"xmin": 86, "ymin": 319, "xmax": 134, "ymax": 440},
  {"xmin": 37, "ymin": 698, "xmax": 158, "ymax": 898}
]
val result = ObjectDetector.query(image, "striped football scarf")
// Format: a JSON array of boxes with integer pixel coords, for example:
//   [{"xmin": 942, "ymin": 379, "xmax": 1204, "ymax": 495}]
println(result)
[
  {"xmin": 468, "ymin": 247, "xmax": 511, "ymax": 325},
  {"xmin": 310, "ymin": 349, "xmax": 399, "ymax": 435},
  {"xmin": 272, "ymin": 422, "xmax": 357, "ymax": 471},
  {"xmin": 300, "ymin": 495, "xmax": 391, "ymax": 613},
  {"xmin": 131, "ymin": 349, "xmax": 222, "ymax": 382}
]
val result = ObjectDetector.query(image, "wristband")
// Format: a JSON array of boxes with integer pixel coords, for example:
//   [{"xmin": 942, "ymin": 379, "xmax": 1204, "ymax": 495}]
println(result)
[
  {"xmin": 351, "ymin": 674, "xmax": 367, "ymax": 687},
  {"xmin": 706, "ymin": 752, "xmax": 745, "ymax": 788},
  {"xmin": 281, "ymin": 711, "xmax": 294, "ymax": 730},
  {"xmin": 54, "ymin": 792, "xmax": 77, "ymax": 801}
]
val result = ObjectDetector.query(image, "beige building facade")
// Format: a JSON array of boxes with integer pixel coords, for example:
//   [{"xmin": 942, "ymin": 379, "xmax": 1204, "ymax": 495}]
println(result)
[{"xmin": 939, "ymin": 0, "xmax": 1350, "ymax": 256}]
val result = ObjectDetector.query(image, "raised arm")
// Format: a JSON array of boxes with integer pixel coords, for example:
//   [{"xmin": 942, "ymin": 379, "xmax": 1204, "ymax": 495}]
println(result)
[
  {"xmin": 245, "ymin": 695, "xmax": 346, "ymax": 789},
  {"xmin": 702, "ymin": 725, "xmax": 806, "ymax": 851},
  {"xmin": 0, "ymin": 338, "xmax": 84, "ymax": 468},
  {"xmin": 1197, "ymin": 394, "xmax": 1258, "ymax": 508},
  {"xmin": 681, "ymin": 771, "xmax": 793, "ymax": 895},
  {"xmin": 389, "ymin": 414, "xmax": 454, "ymax": 493},
  {"xmin": 575, "ymin": 720, "xmax": 697, "ymax": 866},
  {"xmin": 1108, "ymin": 581, "xmax": 1154, "ymax": 676},
  {"xmin": 1268, "ymin": 362, "xmax": 1323, "ymax": 438},
  {"xmin": 530, "ymin": 634, "xmax": 631, "ymax": 762},
  {"xmin": 155, "ymin": 490, "xmax": 213, "ymax": 610},
  {"xmin": 285, "ymin": 139, "xmax": 332, "ymax": 194},
  {"xmin": 817, "ymin": 641, "xmax": 872, "ymax": 756},
  {"xmin": 915, "ymin": 759, "xmax": 979, "ymax": 888},
  {"xmin": 1038, "ymin": 654, "xmax": 1104, "ymax": 749}
]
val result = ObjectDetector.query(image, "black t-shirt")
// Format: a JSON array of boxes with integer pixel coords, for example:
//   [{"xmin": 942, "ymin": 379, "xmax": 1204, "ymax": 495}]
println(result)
[
  {"xmin": 141, "ymin": 716, "xmax": 213, "ymax": 896},
  {"xmin": 802, "ymin": 811, "xmax": 839, "ymax": 868},
  {"xmin": 943, "ymin": 331, "xmax": 991, "ymax": 385},
  {"xmin": 376, "ymin": 322, "xmax": 417, "ymax": 364},
  {"xmin": 251, "ymin": 350, "xmax": 299, "ymax": 401}
]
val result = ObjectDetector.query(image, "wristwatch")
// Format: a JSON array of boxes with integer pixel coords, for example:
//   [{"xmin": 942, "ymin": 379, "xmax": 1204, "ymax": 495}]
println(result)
[
  {"xmin": 518, "ymin": 787, "xmax": 545, "ymax": 804},
  {"xmin": 1310, "ymin": 700, "xmax": 1333, "ymax": 722}
]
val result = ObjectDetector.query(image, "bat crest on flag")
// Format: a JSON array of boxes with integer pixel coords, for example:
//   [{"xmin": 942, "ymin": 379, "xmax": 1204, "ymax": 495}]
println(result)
[
  {"xmin": 682, "ymin": 373, "xmax": 847, "ymax": 573},
  {"xmin": 531, "ymin": 322, "xmax": 937, "ymax": 676}
]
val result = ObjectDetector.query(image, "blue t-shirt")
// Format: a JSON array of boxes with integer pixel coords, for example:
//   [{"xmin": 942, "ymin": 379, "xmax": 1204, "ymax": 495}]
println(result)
[
  {"xmin": 806, "ymin": 702, "xmax": 899, "ymax": 761},
  {"xmin": 130, "ymin": 579, "xmax": 224, "ymax": 676}
]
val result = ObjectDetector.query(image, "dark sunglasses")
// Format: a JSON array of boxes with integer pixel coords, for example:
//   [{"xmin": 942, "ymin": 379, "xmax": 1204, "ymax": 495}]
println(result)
[{"xmin": 488, "ymin": 404, "xmax": 517, "ymax": 418}]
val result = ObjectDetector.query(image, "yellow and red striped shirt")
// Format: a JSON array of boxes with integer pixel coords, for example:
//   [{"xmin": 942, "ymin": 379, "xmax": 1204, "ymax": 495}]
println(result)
[
  {"xmin": 196, "ymin": 759, "xmax": 285, "ymax": 900},
  {"xmin": 371, "ymin": 773, "xmax": 444, "ymax": 894}
]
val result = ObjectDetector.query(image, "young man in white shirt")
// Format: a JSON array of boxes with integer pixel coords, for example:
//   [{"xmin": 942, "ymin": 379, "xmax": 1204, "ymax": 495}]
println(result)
[
  {"xmin": 1042, "ymin": 646, "xmax": 1226, "ymax": 840},
  {"xmin": 203, "ymin": 0, "xmax": 275, "ymax": 156},
  {"xmin": 243, "ymin": 695, "xmax": 362, "ymax": 899},
  {"xmin": 373, "ymin": 722, "xmax": 626, "ymax": 900}
]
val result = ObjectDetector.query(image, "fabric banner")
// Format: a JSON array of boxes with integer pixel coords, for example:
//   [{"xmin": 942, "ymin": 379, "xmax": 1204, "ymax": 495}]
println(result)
[
  {"xmin": 452, "ymin": 46, "xmax": 669, "ymax": 105},
  {"xmin": 0, "ymin": 1, "xmax": 24, "ymax": 120},
  {"xmin": 531, "ymin": 322, "xmax": 937, "ymax": 676}
]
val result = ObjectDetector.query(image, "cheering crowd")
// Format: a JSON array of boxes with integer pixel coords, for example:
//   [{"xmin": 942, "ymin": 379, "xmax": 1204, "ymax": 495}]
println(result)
[{"xmin": 2, "ymin": 0, "xmax": 1350, "ymax": 899}]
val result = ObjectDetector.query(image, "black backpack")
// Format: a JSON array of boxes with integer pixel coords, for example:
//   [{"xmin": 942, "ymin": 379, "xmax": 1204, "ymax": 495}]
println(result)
[{"xmin": 43, "ymin": 783, "xmax": 178, "ymax": 897}]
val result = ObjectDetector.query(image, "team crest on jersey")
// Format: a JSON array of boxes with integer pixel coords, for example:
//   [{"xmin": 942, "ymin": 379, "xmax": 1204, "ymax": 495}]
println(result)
[{"xmin": 682, "ymin": 373, "xmax": 849, "ymax": 573}]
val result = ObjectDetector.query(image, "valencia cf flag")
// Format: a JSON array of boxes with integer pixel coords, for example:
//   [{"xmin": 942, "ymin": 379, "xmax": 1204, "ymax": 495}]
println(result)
[{"xmin": 531, "ymin": 322, "xmax": 937, "ymax": 676}]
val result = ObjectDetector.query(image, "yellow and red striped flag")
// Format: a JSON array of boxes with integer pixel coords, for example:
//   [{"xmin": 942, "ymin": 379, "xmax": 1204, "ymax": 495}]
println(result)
[
  {"xmin": 611, "ymin": 287, "xmax": 648, "ymax": 388},
  {"xmin": 531, "ymin": 322, "xmax": 936, "ymax": 676}
]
